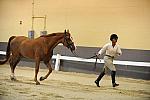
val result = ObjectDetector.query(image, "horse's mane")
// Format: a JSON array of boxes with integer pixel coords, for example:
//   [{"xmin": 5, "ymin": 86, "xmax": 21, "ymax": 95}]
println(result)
[
  {"xmin": 40, "ymin": 32, "xmax": 69, "ymax": 38},
  {"xmin": 40, "ymin": 33, "xmax": 58, "ymax": 37}
]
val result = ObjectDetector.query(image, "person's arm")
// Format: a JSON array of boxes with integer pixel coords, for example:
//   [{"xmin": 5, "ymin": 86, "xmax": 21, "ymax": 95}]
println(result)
[
  {"xmin": 97, "ymin": 44, "xmax": 108, "ymax": 56},
  {"xmin": 116, "ymin": 46, "xmax": 122, "ymax": 56}
]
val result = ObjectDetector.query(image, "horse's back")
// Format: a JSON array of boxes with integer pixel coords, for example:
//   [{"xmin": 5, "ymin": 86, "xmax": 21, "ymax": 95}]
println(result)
[
  {"xmin": 11, "ymin": 36, "xmax": 45, "ymax": 59},
  {"xmin": 11, "ymin": 36, "xmax": 28, "ymax": 46},
  {"xmin": 12, "ymin": 36, "xmax": 28, "ymax": 42}
]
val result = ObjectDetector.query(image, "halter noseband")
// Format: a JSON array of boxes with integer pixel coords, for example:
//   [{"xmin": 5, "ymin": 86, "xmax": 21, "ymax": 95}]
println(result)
[{"xmin": 64, "ymin": 31, "xmax": 74, "ymax": 50}]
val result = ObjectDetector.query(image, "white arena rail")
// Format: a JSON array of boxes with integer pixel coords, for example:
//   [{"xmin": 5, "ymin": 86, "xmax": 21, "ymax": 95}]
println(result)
[{"xmin": 0, "ymin": 51, "xmax": 150, "ymax": 71}]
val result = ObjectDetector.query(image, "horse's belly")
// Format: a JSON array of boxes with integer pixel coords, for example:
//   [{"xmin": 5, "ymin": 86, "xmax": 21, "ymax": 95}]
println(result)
[{"xmin": 20, "ymin": 44, "xmax": 35, "ymax": 59}]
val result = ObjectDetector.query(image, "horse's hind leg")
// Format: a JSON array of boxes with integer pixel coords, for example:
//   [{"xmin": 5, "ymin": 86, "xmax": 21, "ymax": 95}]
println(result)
[
  {"xmin": 9, "ymin": 55, "xmax": 20, "ymax": 81},
  {"xmin": 40, "ymin": 61, "xmax": 52, "ymax": 81}
]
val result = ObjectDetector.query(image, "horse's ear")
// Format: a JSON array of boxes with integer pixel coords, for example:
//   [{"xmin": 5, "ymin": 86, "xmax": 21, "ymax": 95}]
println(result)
[
  {"xmin": 64, "ymin": 29, "xmax": 66, "ymax": 34},
  {"xmin": 67, "ymin": 29, "xmax": 69, "ymax": 33}
]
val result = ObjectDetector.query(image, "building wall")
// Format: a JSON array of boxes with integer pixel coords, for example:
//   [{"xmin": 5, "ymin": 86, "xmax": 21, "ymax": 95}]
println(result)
[{"xmin": 0, "ymin": 0, "xmax": 150, "ymax": 50}]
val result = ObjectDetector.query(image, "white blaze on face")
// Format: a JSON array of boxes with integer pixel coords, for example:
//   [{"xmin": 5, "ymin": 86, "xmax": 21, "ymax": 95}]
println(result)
[
  {"xmin": 74, "ymin": 43, "xmax": 77, "ymax": 50},
  {"xmin": 70, "ymin": 36, "xmax": 73, "ymax": 41},
  {"xmin": 70, "ymin": 36, "xmax": 77, "ymax": 50}
]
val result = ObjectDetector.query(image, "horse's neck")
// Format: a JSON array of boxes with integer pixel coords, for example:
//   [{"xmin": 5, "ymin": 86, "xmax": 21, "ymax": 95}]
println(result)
[{"xmin": 46, "ymin": 34, "xmax": 64, "ymax": 51}]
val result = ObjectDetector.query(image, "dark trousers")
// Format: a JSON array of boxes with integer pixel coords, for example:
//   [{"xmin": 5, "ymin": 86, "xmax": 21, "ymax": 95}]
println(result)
[{"xmin": 96, "ymin": 69, "xmax": 117, "ymax": 84}]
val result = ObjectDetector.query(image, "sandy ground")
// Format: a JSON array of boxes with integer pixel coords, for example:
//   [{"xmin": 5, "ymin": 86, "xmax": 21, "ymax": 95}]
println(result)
[{"xmin": 0, "ymin": 64, "xmax": 150, "ymax": 100}]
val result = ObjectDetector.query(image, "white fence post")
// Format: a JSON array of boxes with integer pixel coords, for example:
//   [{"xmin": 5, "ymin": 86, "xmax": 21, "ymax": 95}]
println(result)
[{"xmin": 54, "ymin": 54, "xmax": 61, "ymax": 71}]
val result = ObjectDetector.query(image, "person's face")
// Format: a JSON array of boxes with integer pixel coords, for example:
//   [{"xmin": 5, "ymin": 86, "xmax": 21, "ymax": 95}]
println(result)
[{"xmin": 112, "ymin": 39, "xmax": 117, "ymax": 45}]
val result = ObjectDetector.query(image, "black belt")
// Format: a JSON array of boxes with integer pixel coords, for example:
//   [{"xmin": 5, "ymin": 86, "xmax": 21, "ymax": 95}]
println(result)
[{"xmin": 105, "ymin": 55, "xmax": 114, "ymax": 58}]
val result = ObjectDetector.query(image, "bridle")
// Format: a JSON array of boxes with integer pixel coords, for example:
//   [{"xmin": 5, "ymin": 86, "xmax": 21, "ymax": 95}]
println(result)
[
  {"xmin": 63, "ymin": 30, "xmax": 79, "ymax": 57},
  {"xmin": 64, "ymin": 31, "xmax": 74, "ymax": 51}
]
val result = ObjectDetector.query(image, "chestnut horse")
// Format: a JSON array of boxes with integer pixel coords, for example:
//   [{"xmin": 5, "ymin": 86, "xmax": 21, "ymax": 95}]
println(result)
[{"xmin": 0, "ymin": 30, "xmax": 76, "ymax": 85}]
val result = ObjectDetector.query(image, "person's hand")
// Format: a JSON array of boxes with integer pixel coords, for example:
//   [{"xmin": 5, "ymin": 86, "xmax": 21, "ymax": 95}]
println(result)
[
  {"xmin": 119, "ymin": 53, "xmax": 121, "ymax": 55},
  {"xmin": 96, "ymin": 53, "xmax": 100, "ymax": 57},
  {"xmin": 116, "ymin": 53, "xmax": 121, "ymax": 56}
]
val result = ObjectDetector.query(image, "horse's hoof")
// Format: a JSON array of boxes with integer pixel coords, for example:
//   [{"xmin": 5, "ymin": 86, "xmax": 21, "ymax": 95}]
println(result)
[
  {"xmin": 10, "ymin": 76, "xmax": 16, "ymax": 81},
  {"xmin": 36, "ymin": 81, "xmax": 40, "ymax": 85},
  {"xmin": 11, "ymin": 78, "xmax": 16, "ymax": 81},
  {"xmin": 40, "ymin": 76, "xmax": 45, "ymax": 81}
]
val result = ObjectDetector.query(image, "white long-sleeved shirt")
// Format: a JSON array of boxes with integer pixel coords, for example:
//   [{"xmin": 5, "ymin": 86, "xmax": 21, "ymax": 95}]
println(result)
[{"xmin": 98, "ymin": 43, "xmax": 122, "ymax": 57}]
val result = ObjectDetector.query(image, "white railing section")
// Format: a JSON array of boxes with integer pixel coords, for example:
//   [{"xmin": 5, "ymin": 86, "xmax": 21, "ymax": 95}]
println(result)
[
  {"xmin": 0, "ymin": 51, "xmax": 150, "ymax": 71},
  {"xmin": 0, "ymin": 51, "xmax": 6, "ymax": 55}
]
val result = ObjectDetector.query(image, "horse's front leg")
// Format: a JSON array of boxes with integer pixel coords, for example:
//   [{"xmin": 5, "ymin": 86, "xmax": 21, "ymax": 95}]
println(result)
[
  {"xmin": 40, "ymin": 61, "xmax": 52, "ymax": 81},
  {"xmin": 34, "ymin": 59, "xmax": 40, "ymax": 85}
]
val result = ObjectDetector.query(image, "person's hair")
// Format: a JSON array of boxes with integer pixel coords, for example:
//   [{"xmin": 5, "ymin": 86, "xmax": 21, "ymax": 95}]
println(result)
[{"xmin": 110, "ymin": 34, "xmax": 118, "ymax": 41}]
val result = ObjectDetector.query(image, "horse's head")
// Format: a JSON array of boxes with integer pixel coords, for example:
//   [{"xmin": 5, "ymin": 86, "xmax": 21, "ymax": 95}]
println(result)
[{"xmin": 62, "ymin": 29, "xmax": 76, "ymax": 52}]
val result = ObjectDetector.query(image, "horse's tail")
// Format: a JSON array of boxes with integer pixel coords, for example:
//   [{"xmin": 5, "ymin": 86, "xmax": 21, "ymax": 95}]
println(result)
[{"xmin": 0, "ymin": 36, "xmax": 16, "ymax": 65}]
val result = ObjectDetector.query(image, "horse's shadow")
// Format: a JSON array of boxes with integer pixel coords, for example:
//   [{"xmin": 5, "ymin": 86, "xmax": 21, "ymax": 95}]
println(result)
[
  {"xmin": 15, "ymin": 79, "xmax": 51, "ymax": 86},
  {"xmin": 4, "ymin": 78, "xmax": 50, "ymax": 86}
]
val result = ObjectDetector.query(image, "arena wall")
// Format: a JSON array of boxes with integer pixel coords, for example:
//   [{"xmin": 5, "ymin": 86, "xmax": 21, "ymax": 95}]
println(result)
[{"xmin": 0, "ymin": 43, "xmax": 150, "ymax": 80}]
